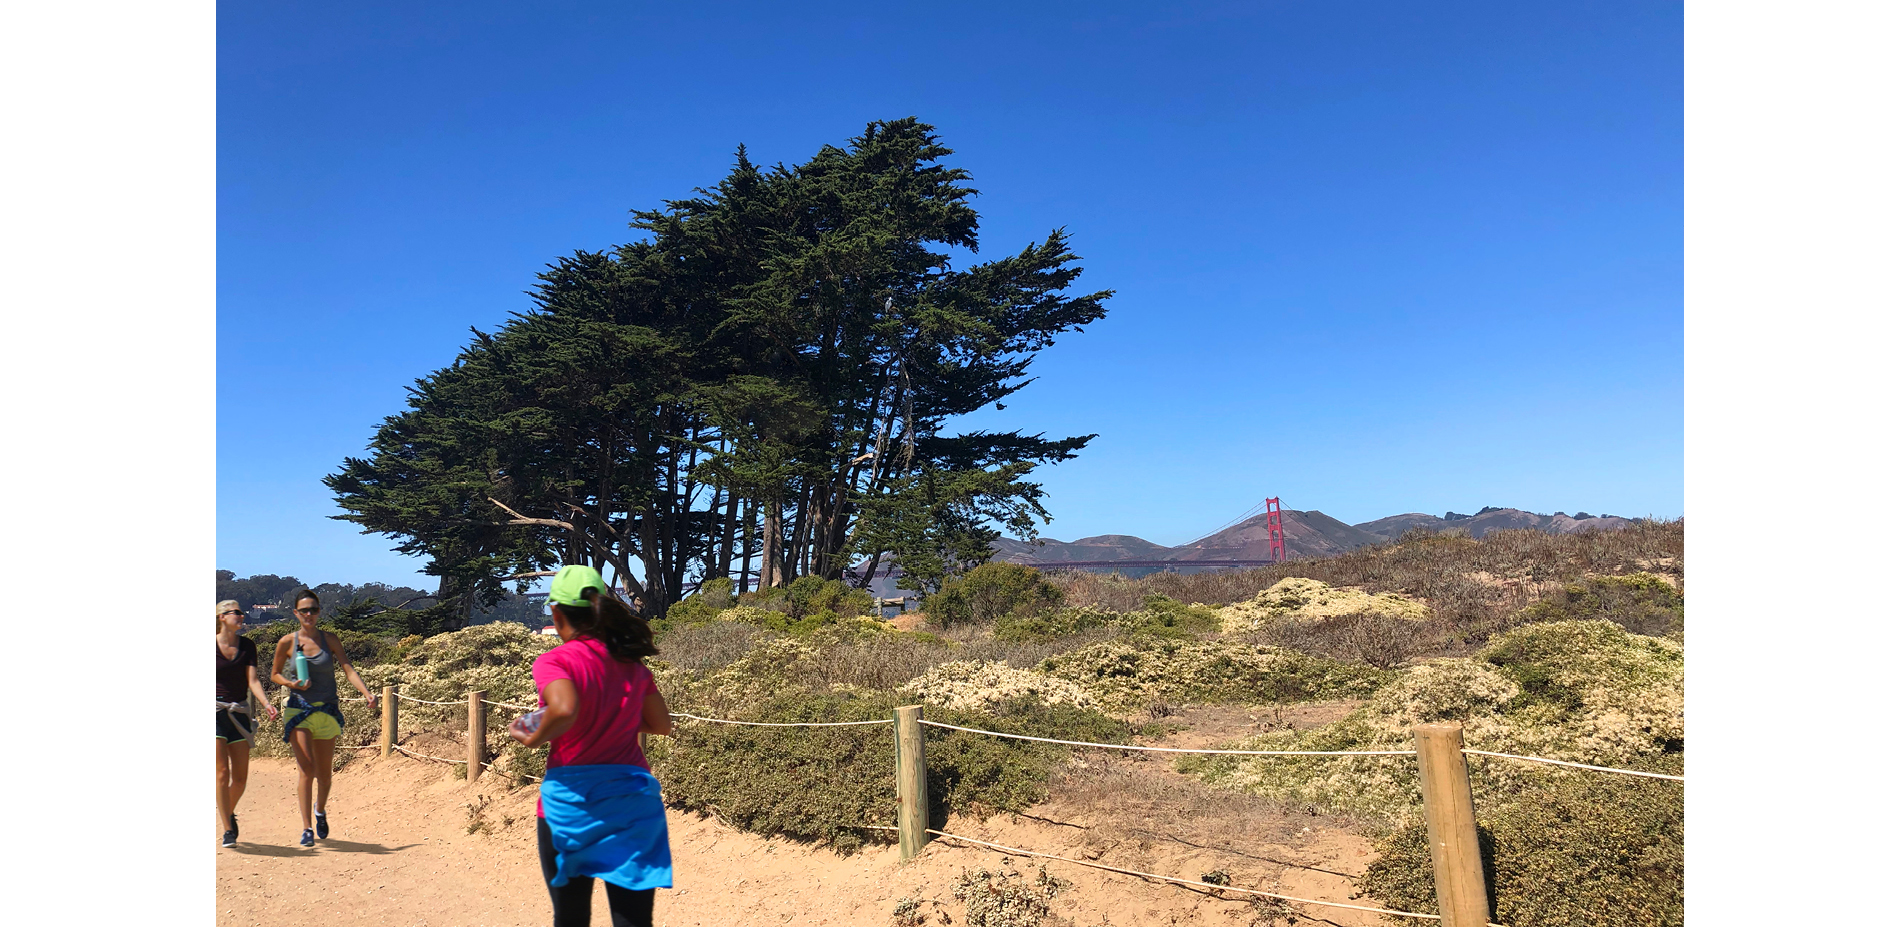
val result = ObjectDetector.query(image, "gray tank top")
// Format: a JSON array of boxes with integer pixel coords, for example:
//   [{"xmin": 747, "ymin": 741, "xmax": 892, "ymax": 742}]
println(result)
[{"xmin": 295, "ymin": 631, "xmax": 338, "ymax": 703}]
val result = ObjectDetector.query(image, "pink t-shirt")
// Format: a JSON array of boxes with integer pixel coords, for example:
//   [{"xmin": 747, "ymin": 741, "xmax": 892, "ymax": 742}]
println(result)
[{"xmin": 531, "ymin": 637, "xmax": 655, "ymax": 772}]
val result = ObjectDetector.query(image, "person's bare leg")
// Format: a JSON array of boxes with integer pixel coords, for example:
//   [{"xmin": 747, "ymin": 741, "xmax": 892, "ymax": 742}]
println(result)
[
  {"xmin": 312, "ymin": 737, "xmax": 336, "ymax": 815},
  {"xmin": 228, "ymin": 740, "xmax": 253, "ymax": 816},
  {"xmin": 216, "ymin": 739, "xmax": 233, "ymax": 832},
  {"xmin": 291, "ymin": 728, "xmax": 316, "ymax": 831}
]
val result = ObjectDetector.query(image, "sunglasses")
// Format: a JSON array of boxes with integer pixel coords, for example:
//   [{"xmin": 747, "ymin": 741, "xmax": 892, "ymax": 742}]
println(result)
[
  {"xmin": 296, "ymin": 607, "xmax": 320, "ymax": 615},
  {"xmin": 221, "ymin": 609, "xmax": 245, "ymax": 617}
]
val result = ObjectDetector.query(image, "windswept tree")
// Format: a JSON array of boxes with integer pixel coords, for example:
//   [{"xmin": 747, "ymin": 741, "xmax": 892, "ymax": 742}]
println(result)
[{"xmin": 328, "ymin": 119, "xmax": 1110, "ymax": 619}]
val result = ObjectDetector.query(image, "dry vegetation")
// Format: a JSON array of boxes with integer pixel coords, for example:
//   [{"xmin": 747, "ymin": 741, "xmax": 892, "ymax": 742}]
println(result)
[{"xmin": 311, "ymin": 519, "xmax": 1683, "ymax": 927}]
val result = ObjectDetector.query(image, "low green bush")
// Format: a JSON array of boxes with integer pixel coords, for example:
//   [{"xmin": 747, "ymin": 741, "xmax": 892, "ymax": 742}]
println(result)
[
  {"xmin": 923, "ymin": 562, "xmax": 1064, "ymax": 628},
  {"xmin": 1114, "ymin": 594, "xmax": 1222, "ymax": 638},
  {"xmin": 993, "ymin": 605, "xmax": 1115, "ymax": 643},
  {"xmin": 1361, "ymin": 762, "xmax": 1683, "ymax": 927},
  {"xmin": 1516, "ymin": 573, "xmax": 1683, "ymax": 637},
  {"xmin": 740, "ymin": 575, "xmax": 876, "ymax": 622},
  {"xmin": 648, "ymin": 689, "xmax": 1136, "ymax": 852}
]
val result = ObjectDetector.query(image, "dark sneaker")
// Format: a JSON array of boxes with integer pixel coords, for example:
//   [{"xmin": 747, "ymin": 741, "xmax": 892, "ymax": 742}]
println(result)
[
  {"xmin": 229, "ymin": 814, "xmax": 239, "ymax": 840},
  {"xmin": 314, "ymin": 811, "xmax": 329, "ymax": 839},
  {"xmin": 221, "ymin": 829, "xmax": 237, "ymax": 849},
  {"xmin": 299, "ymin": 829, "xmax": 315, "ymax": 848}
]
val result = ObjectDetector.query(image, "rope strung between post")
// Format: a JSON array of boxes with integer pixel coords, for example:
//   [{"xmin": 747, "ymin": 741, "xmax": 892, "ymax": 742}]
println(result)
[
  {"xmin": 391, "ymin": 743, "xmax": 468, "ymax": 765},
  {"xmin": 483, "ymin": 698, "xmax": 537, "ymax": 711},
  {"xmin": 1463, "ymin": 749, "xmax": 1684, "ymax": 782},
  {"xmin": 337, "ymin": 695, "xmax": 368, "ymax": 701},
  {"xmin": 922, "ymin": 829, "xmax": 1444, "ymax": 920},
  {"xmin": 917, "ymin": 720, "xmax": 1416, "ymax": 756},
  {"xmin": 396, "ymin": 693, "xmax": 470, "ymax": 706},
  {"xmin": 670, "ymin": 712, "xmax": 894, "ymax": 728}
]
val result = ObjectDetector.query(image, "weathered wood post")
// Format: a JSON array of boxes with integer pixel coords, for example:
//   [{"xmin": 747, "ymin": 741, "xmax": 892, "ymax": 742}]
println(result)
[
  {"xmin": 894, "ymin": 705, "xmax": 928, "ymax": 860},
  {"xmin": 381, "ymin": 685, "xmax": 397, "ymax": 758},
  {"xmin": 1413, "ymin": 723, "xmax": 1489, "ymax": 927},
  {"xmin": 468, "ymin": 691, "xmax": 487, "ymax": 782}
]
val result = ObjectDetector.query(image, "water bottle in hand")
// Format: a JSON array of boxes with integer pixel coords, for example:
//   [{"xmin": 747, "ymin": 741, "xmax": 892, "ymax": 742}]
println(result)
[{"xmin": 511, "ymin": 708, "xmax": 546, "ymax": 741}]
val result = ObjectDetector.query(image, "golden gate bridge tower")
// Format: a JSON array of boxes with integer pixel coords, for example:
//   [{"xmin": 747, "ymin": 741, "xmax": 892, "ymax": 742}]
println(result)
[{"xmin": 1264, "ymin": 497, "xmax": 1286, "ymax": 563}]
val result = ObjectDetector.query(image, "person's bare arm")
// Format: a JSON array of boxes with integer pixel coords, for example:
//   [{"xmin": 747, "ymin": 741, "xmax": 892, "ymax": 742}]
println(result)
[
  {"xmin": 327, "ymin": 632, "xmax": 378, "ymax": 710},
  {"xmin": 513, "ymin": 679, "xmax": 579, "ymax": 748},
  {"xmin": 639, "ymin": 685, "xmax": 673, "ymax": 737},
  {"xmin": 269, "ymin": 635, "xmax": 307, "ymax": 690},
  {"xmin": 246, "ymin": 663, "xmax": 280, "ymax": 720}
]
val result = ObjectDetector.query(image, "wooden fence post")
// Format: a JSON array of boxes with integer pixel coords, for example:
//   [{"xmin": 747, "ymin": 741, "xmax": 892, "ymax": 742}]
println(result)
[
  {"xmin": 468, "ymin": 691, "xmax": 487, "ymax": 783},
  {"xmin": 1413, "ymin": 723, "xmax": 1489, "ymax": 927},
  {"xmin": 380, "ymin": 685, "xmax": 397, "ymax": 758},
  {"xmin": 894, "ymin": 705, "xmax": 928, "ymax": 860}
]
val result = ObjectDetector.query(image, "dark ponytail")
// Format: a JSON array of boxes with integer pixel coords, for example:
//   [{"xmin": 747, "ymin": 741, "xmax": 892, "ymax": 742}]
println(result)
[{"xmin": 553, "ymin": 590, "xmax": 658, "ymax": 663}]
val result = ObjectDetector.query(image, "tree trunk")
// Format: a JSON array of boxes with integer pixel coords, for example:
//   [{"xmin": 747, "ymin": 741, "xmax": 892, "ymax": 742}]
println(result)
[
  {"xmin": 738, "ymin": 498, "xmax": 757, "ymax": 593},
  {"xmin": 761, "ymin": 499, "xmax": 782, "ymax": 588}
]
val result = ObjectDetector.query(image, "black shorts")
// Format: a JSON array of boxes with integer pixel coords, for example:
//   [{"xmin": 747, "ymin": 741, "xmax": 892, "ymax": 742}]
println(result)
[{"xmin": 216, "ymin": 707, "xmax": 257, "ymax": 743}]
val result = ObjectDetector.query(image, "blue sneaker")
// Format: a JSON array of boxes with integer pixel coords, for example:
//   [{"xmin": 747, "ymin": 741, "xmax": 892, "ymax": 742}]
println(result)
[
  {"xmin": 314, "ymin": 811, "xmax": 329, "ymax": 840},
  {"xmin": 299, "ymin": 829, "xmax": 315, "ymax": 848},
  {"xmin": 221, "ymin": 829, "xmax": 237, "ymax": 849}
]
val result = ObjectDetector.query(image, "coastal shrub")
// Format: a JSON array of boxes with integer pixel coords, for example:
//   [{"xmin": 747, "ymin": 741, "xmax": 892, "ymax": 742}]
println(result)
[
  {"xmin": 951, "ymin": 864, "xmax": 1069, "ymax": 927},
  {"xmin": 993, "ymin": 605, "xmax": 1115, "ymax": 643},
  {"xmin": 902, "ymin": 660, "xmax": 1098, "ymax": 713},
  {"xmin": 648, "ymin": 688, "xmax": 1136, "ymax": 852},
  {"xmin": 1218, "ymin": 578, "xmax": 1428, "ymax": 633},
  {"xmin": 923, "ymin": 562, "xmax": 1064, "ymax": 628},
  {"xmin": 1038, "ymin": 638, "xmax": 1391, "ymax": 712},
  {"xmin": 1362, "ymin": 763, "xmax": 1684, "ymax": 927},
  {"xmin": 1113, "ymin": 594, "xmax": 1222, "ymax": 638},
  {"xmin": 1516, "ymin": 572, "xmax": 1683, "ymax": 637},
  {"xmin": 741, "ymin": 575, "xmax": 876, "ymax": 622},
  {"xmin": 1177, "ymin": 620, "xmax": 1682, "ymax": 820}
]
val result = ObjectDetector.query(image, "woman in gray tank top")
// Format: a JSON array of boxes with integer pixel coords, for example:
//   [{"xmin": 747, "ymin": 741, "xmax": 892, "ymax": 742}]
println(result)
[{"xmin": 271, "ymin": 589, "xmax": 378, "ymax": 848}]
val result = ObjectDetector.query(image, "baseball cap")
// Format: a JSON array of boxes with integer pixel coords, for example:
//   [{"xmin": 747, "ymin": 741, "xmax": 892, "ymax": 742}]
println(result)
[{"xmin": 548, "ymin": 565, "xmax": 608, "ymax": 607}]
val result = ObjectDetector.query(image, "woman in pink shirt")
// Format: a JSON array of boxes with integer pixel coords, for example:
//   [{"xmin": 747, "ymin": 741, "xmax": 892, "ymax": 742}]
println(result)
[{"xmin": 511, "ymin": 565, "xmax": 673, "ymax": 927}]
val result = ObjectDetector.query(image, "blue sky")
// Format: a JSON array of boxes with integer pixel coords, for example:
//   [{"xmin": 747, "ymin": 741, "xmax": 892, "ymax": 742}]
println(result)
[{"xmin": 217, "ymin": 1, "xmax": 1682, "ymax": 587}]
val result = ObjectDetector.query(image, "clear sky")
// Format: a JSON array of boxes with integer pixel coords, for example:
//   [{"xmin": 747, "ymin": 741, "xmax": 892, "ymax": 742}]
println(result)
[{"xmin": 217, "ymin": 1, "xmax": 1683, "ymax": 587}]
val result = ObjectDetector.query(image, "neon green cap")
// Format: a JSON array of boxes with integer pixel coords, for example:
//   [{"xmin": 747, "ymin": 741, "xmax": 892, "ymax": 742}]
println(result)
[{"xmin": 549, "ymin": 565, "xmax": 607, "ymax": 607}]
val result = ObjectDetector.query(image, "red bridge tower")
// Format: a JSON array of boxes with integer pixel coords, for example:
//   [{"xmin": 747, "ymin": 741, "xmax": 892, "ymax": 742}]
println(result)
[{"xmin": 1264, "ymin": 497, "xmax": 1286, "ymax": 563}]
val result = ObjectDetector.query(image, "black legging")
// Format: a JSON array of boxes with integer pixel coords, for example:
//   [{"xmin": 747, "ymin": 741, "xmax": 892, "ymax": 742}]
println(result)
[{"xmin": 537, "ymin": 816, "xmax": 656, "ymax": 927}]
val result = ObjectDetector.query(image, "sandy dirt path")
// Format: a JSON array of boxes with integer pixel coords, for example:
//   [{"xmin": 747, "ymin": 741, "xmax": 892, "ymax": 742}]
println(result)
[{"xmin": 217, "ymin": 754, "xmax": 1389, "ymax": 927}]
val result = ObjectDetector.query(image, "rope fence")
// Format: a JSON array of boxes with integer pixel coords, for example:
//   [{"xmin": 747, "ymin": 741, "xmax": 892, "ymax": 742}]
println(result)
[
  {"xmin": 1462, "ymin": 749, "xmax": 1684, "ymax": 781},
  {"xmin": 363, "ymin": 688, "xmax": 1679, "ymax": 927},
  {"xmin": 918, "ymin": 719, "xmax": 1417, "ymax": 756},
  {"xmin": 671, "ymin": 712, "xmax": 893, "ymax": 728},
  {"xmin": 924, "ymin": 829, "xmax": 1467, "ymax": 923}
]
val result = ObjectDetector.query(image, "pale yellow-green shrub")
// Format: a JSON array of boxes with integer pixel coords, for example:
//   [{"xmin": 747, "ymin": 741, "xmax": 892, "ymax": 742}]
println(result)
[
  {"xmin": 1037, "ymin": 637, "xmax": 1391, "ymax": 712},
  {"xmin": 1178, "ymin": 620, "xmax": 1682, "ymax": 821},
  {"xmin": 902, "ymin": 660, "xmax": 1098, "ymax": 713},
  {"xmin": 1218, "ymin": 577, "xmax": 1428, "ymax": 633}
]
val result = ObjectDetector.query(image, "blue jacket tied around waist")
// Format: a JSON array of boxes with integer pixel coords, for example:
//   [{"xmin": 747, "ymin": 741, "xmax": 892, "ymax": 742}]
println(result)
[
  {"xmin": 541, "ymin": 764, "xmax": 673, "ymax": 891},
  {"xmin": 281, "ymin": 693, "xmax": 346, "ymax": 743}
]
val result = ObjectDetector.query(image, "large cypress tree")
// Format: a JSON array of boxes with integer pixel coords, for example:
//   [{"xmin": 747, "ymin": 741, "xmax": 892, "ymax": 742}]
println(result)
[{"xmin": 327, "ymin": 119, "xmax": 1110, "ymax": 617}]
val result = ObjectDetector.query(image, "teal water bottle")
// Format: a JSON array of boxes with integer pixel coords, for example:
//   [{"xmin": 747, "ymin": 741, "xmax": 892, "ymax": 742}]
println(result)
[{"xmin": 293, "ymin": 636, "xmax": 310, "ymax": 686}]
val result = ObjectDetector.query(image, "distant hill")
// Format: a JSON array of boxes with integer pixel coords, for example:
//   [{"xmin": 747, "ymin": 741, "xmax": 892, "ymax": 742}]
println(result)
[
  {"xmin": 1352, "ymin": 507, "xmax": 1635, "ymax": 541},
  {"xmin": 992, "ymin": 506, "xmax": 1639, "ymax": 566}
]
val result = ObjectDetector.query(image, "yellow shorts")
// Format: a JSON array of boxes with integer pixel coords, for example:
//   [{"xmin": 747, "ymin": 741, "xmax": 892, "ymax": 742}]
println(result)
[{"xmin": 291, "ymin": 703, "xmax": 342, "ymax": 740}]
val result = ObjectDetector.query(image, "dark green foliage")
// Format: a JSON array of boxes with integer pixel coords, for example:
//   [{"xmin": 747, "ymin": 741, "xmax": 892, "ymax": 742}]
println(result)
[
  {"xmin": 1118, "ymin": 595, "xmax": 1221, "ymax": 639},
  {"xmin": 743, "ymin": 575, "xmax": 876, "ymax": 621},
  {"xmin": 993, "ymin": 606, "xmax": 1112, "ymax": 643},
  {"xmin": 215, "ymin": 571, "xmax": 308, "ymax": 611},
  {"xmin": 1362, "ymin": 765, "xmax": 1684, "ymax": 927},
  {"xmin": 922, "ymin": 562, "xmax": 1064, "ymax": 627},
  {"xmin": 328, "ymin": 119, "xmax": 1111, "ymax": 616},
  {"xmin": 649, "ymin": 690, "xmax": 1135, "ymax": 852},
  {"xmin": 1517, "ymin": 573, "xmax": 1683, "ymax": 637}
]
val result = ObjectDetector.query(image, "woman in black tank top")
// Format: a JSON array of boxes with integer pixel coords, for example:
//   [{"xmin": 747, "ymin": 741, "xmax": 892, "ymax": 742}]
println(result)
[{"xmin": 216, "ymin": 600, "xmax": 279, "ymax": 849}]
